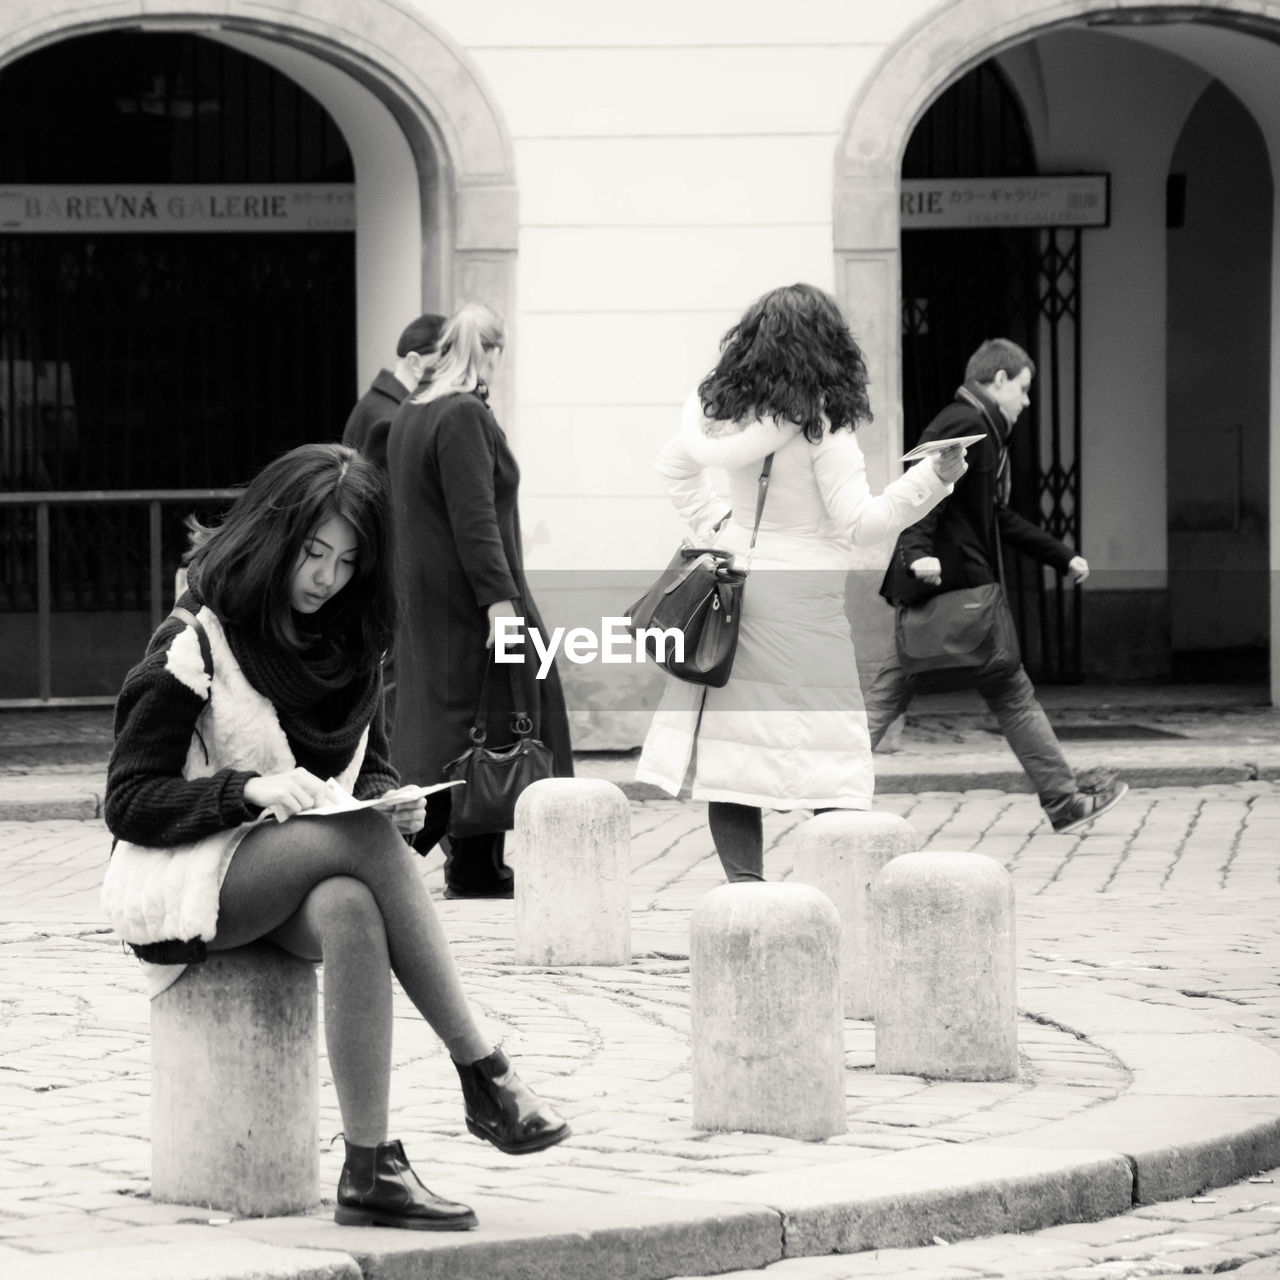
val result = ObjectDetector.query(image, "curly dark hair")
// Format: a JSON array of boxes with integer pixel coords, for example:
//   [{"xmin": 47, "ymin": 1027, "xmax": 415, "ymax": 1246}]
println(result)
[
  {"xmin": 698, "ymin": 283, "xmax": 873, "ymax": 441},
  {"xmin": 184, "ymin": 443, "xmax": 395, "ymax": 671}
]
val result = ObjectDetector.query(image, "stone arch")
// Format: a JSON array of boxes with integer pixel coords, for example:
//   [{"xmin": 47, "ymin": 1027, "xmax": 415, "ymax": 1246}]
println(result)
[
  {"xmin": 834, "ymin": 0, "xmax": 1280, "ymax": 701},
  {"xmin": 0, "ymin": 0, "xmax": 518, "ymax": 394},
  {"xmin": 833, "ymin": 0, "xmax": 1280, "ymax": 435}
]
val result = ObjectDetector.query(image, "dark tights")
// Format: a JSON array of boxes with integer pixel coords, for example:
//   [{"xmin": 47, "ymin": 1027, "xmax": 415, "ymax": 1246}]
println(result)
[
  {"xmin": 211, "ymin": 808, "xmax": 492, "ymax": 1146},
  {"xmin": 708, "ymin": 802, "xmax": 764, "ymax": 882},
  {"xmin": 707, "ymin": 801, "xmax": 841, "ymax": 883}
]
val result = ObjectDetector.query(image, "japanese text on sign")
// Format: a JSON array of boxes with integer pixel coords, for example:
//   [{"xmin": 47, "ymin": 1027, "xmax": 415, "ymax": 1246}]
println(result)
[{"xmin": 900, "ymin": 175, "xmax": 1109, "ymax": 230}]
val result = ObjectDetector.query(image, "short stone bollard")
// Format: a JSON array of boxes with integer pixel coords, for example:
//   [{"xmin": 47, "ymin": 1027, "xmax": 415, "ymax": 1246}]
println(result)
[
  {"xmin": 691, "ymin": 883, "xmax": 845, "ymax": 1140},
  {"xmin": 873, "ymin": 851, "xmax": 1017, "ymax": 1081},
  {"xmin": 792, "ymin": 810, "xmax": 920, "ymax": 1018},
  {"xmin": 513, "ymin": 777, "xmax": 631, "ymax": 966},
  {"xmin": 151, "ymin": 943, "xmax": 319, "ymax": 1215}
]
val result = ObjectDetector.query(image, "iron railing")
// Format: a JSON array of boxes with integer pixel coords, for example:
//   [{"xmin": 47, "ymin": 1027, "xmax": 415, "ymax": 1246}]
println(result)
[{"xmin": 0, "ymin": 488, "xmax": 237, "ymax": 707}]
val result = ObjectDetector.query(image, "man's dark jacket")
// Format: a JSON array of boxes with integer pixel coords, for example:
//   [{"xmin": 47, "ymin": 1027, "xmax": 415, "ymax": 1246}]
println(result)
[
  {"xmin": 879, "ymin": 383, "xmax": 1074, "ymax": 607},
  {"xmin": 341, "ymin": 369, "xmax": 408, "ymax": 472}
]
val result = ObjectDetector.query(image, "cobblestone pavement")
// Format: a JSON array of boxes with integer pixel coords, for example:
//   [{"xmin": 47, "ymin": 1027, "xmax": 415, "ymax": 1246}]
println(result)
[{"xmin": 0, "ymin": 775, "xmax": 1278, "ymax": 1274}]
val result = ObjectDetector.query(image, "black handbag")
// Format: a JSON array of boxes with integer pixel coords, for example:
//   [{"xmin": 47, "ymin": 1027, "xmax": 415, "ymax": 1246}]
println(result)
[
  {"xmin": 442, "ymin": 657, "xmax": 554, "ymax": 838},
  {"xmin": 626, "ymin": 454, "xmax": 773, "ymax": 688},
  {"xmin": 893, "ymin": 477, "xmax": 1022, "ymax": 687},
  {"xmin": 894, "ymin": 581, "xmax": 1021, "ymax": 686}
]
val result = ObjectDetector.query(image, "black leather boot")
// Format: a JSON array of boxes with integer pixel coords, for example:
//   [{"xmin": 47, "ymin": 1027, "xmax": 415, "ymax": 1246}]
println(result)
[
  {"xmin": 454, "ymin": 1047, "xmax": 571, "ymax": 1155},
  {"xmin": 334, "ymin": 1138, "xmax": 477, "ymax": 1230}
]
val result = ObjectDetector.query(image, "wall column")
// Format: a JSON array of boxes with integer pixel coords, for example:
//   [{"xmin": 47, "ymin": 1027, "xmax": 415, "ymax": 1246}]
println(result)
[{"xmin": 835, "ymin": 177, "xmax": 902, "ymax": 677}]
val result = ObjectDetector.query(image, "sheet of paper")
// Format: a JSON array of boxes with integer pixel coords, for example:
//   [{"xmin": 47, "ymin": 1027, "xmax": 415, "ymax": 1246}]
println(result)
[
  {"xmin": 900, "ymin": 433, "xmax": 986, "ymax": 463},
  {"xmin": 297, "ymin": 780, "xmax": 462, "ymax": 817}
]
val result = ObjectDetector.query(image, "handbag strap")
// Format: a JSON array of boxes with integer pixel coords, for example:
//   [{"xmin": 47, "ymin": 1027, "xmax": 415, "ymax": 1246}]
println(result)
[
  {"xmin": 168, "ymin": 605, "xmax": 213, "ymax": 765},
  {"xmin": 744, "ymin": 453, "xmax": 774, "ymax": 568},
  {"xmin": 169, "ymin": 605, "xmax": 213, "ymax": 701},
  {"xmin": 957, "ymin": 383, "xmax": 1009, "ymax": 589},
  {"xmin": 992, "ymin": 505, "xmax": 1007, "ymax": 588},
  {"xmin": 470, "ymin": 650, "xmax": 534, "ymax": 745}
]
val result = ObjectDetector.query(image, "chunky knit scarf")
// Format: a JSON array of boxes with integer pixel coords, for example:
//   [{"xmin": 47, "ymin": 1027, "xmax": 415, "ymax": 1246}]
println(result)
[
  {"xmin": 178, "ymin": 585, "xmax": 379, "ymax": 780},
  {"xmin": 957, "ymin": 380, "xmax": 1013, "ymax": 505}
]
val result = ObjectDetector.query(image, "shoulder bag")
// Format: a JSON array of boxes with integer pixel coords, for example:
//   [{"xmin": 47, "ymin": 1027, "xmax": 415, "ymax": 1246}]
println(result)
[
  {"xmin": 893, "ymin": 493, "xmax": 1021, "ymax": 689},
  {"xmin": 442, "ymin": 655, "xmax": 554, "ymax": 837},
  {"xmin": 625, "ymin": 453, "xmax": 773, "ymax": 688}
]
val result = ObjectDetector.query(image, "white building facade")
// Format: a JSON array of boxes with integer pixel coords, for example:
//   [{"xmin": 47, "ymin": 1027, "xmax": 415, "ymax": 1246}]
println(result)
[{"xmin": 1, "ymin": 0, "xmax": 1275, "ymax": 733}]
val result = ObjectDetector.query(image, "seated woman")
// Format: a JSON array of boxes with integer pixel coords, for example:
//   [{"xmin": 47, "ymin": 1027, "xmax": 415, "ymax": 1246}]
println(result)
[{"xmin": 101, "ymin": 442, "xmax": 569, "ymax": 1231}]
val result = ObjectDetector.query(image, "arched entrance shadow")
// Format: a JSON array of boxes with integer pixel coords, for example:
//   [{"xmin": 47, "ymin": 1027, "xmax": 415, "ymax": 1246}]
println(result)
[{"xmin": 0, "ymin": 0, "xmax": 519, "ymax": 409}]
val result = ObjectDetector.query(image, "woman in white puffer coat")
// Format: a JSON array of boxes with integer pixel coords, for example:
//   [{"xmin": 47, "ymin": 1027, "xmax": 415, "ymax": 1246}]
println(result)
[{"xmin": 635, "ymin": 283, "xmax": 970, "ymax": 882}]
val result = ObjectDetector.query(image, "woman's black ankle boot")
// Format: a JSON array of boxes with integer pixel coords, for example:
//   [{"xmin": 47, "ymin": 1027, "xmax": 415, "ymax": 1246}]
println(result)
[
  {"xmin": 454, "ymin": 1047, "xmax": 571, "ymax": 1155},
  {"xmin": 334, "ymin": 1138, "xmax": 477, "ymax": 1230}
]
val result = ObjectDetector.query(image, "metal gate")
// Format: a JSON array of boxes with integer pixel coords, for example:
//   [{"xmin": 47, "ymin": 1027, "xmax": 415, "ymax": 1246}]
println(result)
[
  {"xmin": 1026, "ymin": 227, "xmax": 1084, "ymax": 683},
  {"xmin": 0, "ymin": 30, "xmax": 358, "ymax": 701}
]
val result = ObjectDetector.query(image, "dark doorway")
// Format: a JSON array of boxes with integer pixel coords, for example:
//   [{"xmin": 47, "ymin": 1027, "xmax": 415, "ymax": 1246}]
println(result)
[
  {"xmin": 0, "ymin": 32, "xmax": 357, "ymax": 694},
  {"xmin": 901, "ymin": 63, "xmax": 1040, "ymax": 445},
  {"xmin": 1166, "ymin": 82, "xmax": 1271, "ymax": 685},
  {"xmin": 0, "ymin": 30, "xmax": 356, "ymax": 498},
  {"xmin": 901, "ymin": 60, "xmax": 1083, "ymax": 682}
]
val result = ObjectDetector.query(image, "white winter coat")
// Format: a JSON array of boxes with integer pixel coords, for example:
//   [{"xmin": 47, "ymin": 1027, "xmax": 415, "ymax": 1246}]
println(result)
[{"xmin": 635, "ymin": 393, "xmax": 952, "ymax": 809}]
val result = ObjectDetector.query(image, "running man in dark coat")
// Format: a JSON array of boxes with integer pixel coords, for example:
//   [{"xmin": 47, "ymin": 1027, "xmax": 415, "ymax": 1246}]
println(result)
[
  {"xmin": 385, "ymin": 303, "xmax": 573, "ymax": 898},
  {"xmin": 864, "ymin": 337, "xmax": 1126, "ymax": 835},
  {"xmin": 342, "ymin": 313, "xmax": 445, "ymax": 472}
]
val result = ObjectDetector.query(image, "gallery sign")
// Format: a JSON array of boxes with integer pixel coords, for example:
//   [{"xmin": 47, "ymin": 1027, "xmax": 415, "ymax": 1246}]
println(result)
[
  {"xmin": 900, "ymin": 174, "xmax": 1109, "ymax": 229},
  {"xmin": 0, "ymin": 184, "xmax": 355, "ymax": 233}
]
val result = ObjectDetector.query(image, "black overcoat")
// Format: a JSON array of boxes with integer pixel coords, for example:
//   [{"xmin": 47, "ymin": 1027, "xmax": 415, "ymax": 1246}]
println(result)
[
  {"xmin": 879, "ymin": 385, "xmax": 1074, "ymax": 607},
  {"xmin": 341, "ymin": 369, "xmax": 407, "ymax": 472},
  {"xmin": 384, "ymin": 389, "xmax": 573, "ymax": 790}
]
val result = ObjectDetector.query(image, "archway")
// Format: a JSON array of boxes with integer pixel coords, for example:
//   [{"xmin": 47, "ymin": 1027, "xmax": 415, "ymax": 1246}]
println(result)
[
  {"xmin": 0, "ymin": 0, "xmax": 518, "ymax": 409},
  {"xmin": 1166, "ymin": 81, "xmax": 1272, "ymax": 681},
  {"xmin": 835, "ymin": 0, "xmax": 1280, "ymax": 702},
  {"xmin": 0, "ymin": 2, "xmax": 517, "ymax": 701}
]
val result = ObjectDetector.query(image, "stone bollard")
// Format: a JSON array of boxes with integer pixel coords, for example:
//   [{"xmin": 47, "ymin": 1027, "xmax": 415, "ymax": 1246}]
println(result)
[
  {"xmin": 513, "ymin": 777, "xmax": 631, "ymax": 966},
  {"xmin": 691, "ymin": 883, "xmax": 845, "ymax": 1140},
  {"xmin": 151, "ymin": 943, "xmax": 319, "ymax": 1214},
  {"xmin": 873, "ymin": 851, "xmax": 1017, "ymax": 1081},
  {"xmin": 792, "ymin": 810, "xmax": 920, "ymax": 1018}
]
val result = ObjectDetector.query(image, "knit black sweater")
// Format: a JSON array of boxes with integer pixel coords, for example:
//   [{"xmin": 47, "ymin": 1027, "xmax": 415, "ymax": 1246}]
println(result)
[{"xmin": 105, "ymin": 610, "xmax": 398, "ymax": 849}]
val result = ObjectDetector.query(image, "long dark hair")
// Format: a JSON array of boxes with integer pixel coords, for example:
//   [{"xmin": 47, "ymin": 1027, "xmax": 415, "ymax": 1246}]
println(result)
[
  {"xmin": 698, "ymin": 283, "xmax": 873, "ymax": 441},
  {"xmin": 185, "ymin": 443, "xmax": 394, "ymax": 669}
]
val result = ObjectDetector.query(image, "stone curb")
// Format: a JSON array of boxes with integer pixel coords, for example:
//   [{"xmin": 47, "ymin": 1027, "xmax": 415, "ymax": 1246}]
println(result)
[
  {"xmin": 5, "ymin": 750, "xmax": 1280, "ymax": 821},
  {"xmin": 10, "ymin": 983, "xmax": 1280, "ymax": 1280},
  {"xmin": 0, "ymin": 774, "xmax": 103, "ymax": 820}
]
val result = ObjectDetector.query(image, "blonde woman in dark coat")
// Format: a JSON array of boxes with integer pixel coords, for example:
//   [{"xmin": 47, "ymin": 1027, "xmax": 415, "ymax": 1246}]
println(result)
[{"xmin": 385, "ymin": 303, "xmax": 573, "ymax": 898}]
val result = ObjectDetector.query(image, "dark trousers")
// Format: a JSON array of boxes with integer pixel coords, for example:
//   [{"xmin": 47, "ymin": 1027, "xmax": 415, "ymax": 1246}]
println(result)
[
  {"xmin": 863, "ymin": 651, "xmax": 1077, "ymax": 818},
  {"xmin": 414, "ymin": 790, "xmax": 512, "ymax": 894}
]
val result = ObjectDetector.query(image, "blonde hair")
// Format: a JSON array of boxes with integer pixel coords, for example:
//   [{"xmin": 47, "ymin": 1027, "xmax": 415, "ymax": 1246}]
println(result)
[{"xmin": 413, "ymin": 302, "xmax": 505, "ymax": 404}]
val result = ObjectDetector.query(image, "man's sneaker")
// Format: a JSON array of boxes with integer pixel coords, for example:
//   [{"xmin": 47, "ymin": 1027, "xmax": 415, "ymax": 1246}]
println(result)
[{"xmin": 1051, "ymin": 769, "xmax": 1129, "ymax": 835}]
